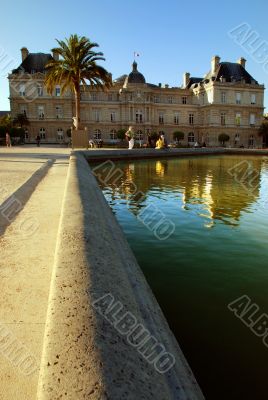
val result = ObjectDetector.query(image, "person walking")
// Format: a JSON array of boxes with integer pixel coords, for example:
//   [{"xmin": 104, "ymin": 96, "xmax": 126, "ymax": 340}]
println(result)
[
  {"xmin": 5, "ymin": 132, "xmax": 11, "ymax": 147},
  {"xmin": 36, "ymin": 134, "xmax": 41, "ymax": 147}
]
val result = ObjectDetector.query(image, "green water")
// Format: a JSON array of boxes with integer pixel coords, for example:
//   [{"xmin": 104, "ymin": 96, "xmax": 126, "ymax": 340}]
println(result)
[{"xmin": 92, "ymin": 155, "xmax": 268, "ymax": 400}]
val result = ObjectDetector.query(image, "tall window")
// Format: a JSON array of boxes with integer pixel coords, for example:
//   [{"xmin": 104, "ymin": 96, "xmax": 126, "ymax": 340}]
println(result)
[
  {"xmin": 159, "ymin": 113, "xmax": 164, "ymax": 124},
  {"xmin": 136, "ymin": 130, "xmax": 143, "ymax": 141},
  {"xmin": 154, "ymin": 96, "xmax": 160, "ymax": 103},
  {"xmin": 249, "ymin": 135, "xmax": 254, "ymax": 146},
  {"xmin": 110, "ymin": 129, "xmax": 117, "ymax": 140},
  {"xmin": 55, "ymin": 105, "xmax": 63, "ymax": 119},
  {"xmin": 188, "ymin": 132, "xmax": 195, "ymax": 143},
  {"xmin": 221, "ymin": 112, "xmax": 226, "ymax": 126},
  {"xmin": 37, "ymin": 85, "xmax": 43, "ymax": 97},
  {"xmin": 236, "ymin": 92, "xmax": 241, "ymax": 104},
  {"xmin": 94, "ymin": 110, "xmax": 100, "ymax": 122},
  {"xmin": 108, "ymin": 93, "xmax": 113, "ymax": 101},
  {"xmin": 94, "ymin": 129, "xmax": 101, "ymax": 140},
  {"xmin": 38, "ymin": 105, "xmax": 45, "ymax": 119},
  {"xmin": 19, "ymin": 84, "xmax": 25, "ymax": 96},
  {"xmin": 110, "ymin": 112, "xmax": 116, "ymax": 122},
  {"xmin": 236, "ymin": 113, "xmax": 241, "ymax": 126},
  {"xmin": 136, "ymin": 110, "xmax": 143, "ymax": 123},
  {"xmin": 55, "ymin": 86, "xmax": 61, "ymax": 97},
  {"xmin": 234, "ymin": 133, "xmax": 240, "ymax": 144},
  {"xmin": 251, "ymin": 93, "xmax": 256, "ymax": 104},
  {"xmin": 20, "ymin": 104, "xmax": 27, "ymax": 116},
  {"xmin": 168, "ymin": 96, "xmax": 173, "ymax": 104},
  {"xmin": 92, "ymin": 93, "xmax": 97, "ymax": 101},
  {"xmin": 221, "ymin": 92, "xmax": 226, "ymax": 104},
  {"xmin": 39, "ymin": 128, "xmax": 46, "ymax": 139},
  {"xmin": 174, "ymin": 112, "xmax": 179, "ymax": 125},
  {"xmin": 182, "ymin": 96, "xmax": 187, "ymax": 104},
  {"xmin": 189, "ymin": 113, "xmax": 194, "ymax": 125},
  {"xmin": 24, "ymin": 129, "xmax": 29, "ymax": 140},
  {"xmin": 250, "ymin": 113, "xmax": 256, "ymax": 126}
]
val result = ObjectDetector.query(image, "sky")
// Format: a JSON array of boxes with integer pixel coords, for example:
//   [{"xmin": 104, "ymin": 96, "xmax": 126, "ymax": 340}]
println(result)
[{"xmin": 0, "ymin": 0, "xmax": 268, "ymax": 110}]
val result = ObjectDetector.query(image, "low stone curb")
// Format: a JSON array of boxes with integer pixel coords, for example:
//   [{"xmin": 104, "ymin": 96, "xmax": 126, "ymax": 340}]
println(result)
[{"xmin": 36, "ymin": 152, "xmax": 205, "ymax": 399}]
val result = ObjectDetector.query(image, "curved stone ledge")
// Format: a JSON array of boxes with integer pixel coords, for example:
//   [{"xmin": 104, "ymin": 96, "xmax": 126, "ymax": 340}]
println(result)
[{"xmin": 37, "ymin": 152, "xmax": 205, "ymax": 399}]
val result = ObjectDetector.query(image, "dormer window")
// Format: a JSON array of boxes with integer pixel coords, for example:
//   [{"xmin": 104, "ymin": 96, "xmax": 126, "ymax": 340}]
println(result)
[
  {"xmin": 19, "ymin": 84, "xmax": 25, "ymax": 96},
  {"xmin": 55, "ymin": 86, "xmax": 61, "ymax": 97},
  {"xmin": 38, "ymin": 85, "xmax": 43, "ymax": 97},
  {"xmin": 182, "ymin": 96, "xmax": 187, "ymax": 104}
]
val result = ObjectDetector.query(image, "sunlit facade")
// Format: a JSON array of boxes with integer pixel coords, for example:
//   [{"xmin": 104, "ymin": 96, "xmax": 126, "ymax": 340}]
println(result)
[{"xmin": 9, "ymin": 48, "xmax": 265, "ymax": 147}]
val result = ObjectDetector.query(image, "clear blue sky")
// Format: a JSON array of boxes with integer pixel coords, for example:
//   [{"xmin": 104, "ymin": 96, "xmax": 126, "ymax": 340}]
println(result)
[{"xmin": 0, "ymin": 0, "xmax": 267, "ymax": 110}]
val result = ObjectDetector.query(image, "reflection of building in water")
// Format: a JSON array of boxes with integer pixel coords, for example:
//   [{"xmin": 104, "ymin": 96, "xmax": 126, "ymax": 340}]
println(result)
[{"xmin": 94, "ymin": 156, "xmax": 263, "ymax": 226}]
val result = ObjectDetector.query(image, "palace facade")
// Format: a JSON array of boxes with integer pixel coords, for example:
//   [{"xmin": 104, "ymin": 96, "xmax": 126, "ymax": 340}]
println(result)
[{"xmin": 8, "ymin": 48, "xmax": 265, "ymax": 147}]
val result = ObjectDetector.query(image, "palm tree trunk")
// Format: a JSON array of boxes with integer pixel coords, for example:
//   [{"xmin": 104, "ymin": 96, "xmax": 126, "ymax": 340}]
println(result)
[{"xmin": 74, "ymin": 85, "xmax": 81, "ymax": 130}]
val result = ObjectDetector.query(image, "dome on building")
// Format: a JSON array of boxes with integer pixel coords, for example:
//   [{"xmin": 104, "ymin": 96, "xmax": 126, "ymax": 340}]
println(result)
[{"xmin": 128, "ymin": 61, "xmax": 146, "ymax": 84}]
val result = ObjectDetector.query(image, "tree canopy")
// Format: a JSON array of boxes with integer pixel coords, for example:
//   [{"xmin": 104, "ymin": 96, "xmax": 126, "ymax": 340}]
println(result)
[{"xmin": 45, "ymin": 34, "xmax": 112, "ymax": 130}]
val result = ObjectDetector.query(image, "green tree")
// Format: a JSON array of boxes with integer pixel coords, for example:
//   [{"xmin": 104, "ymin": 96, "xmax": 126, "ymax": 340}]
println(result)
[
  {"xmin": 117, "ymin": 128, "xmax": 127, "ymax": 141},
  {"xmin": 0, "ymin": 114, "xmax": 11, "ymax": 129},
  {"xmin": 218, "ymin": 133, "xmax": 230, "ymax": 146},
  {"xmin": 45, "ymin": 34, "xmax": 112, "ymax": 131},
  {"xmin": 13, "ymin": 113, "xmax": 29, "ymax": 128},
  {"xmin": 173, "ymin": 131, "xmax": 184, "ymax": 143}
]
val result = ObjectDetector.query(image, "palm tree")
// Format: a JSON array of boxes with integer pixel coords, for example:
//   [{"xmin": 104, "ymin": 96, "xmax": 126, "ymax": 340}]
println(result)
[{"xmin": 45, "ymin": 34, "xmax": 112, "ymax": 131}]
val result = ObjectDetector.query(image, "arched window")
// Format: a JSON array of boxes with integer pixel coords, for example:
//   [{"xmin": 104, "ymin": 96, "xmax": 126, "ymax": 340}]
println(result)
[
  {"xmin": 94, "ymin": 129, "xmax": 101, "ymax": 140},
  {"xmin": 234, "ymin": 133, "xmax": 240, "ymax": 143},
  {"xmin": 57, "ymin": 128, "xmax": 64, "ymax": 140},
  {"xmin": 110, "ymin": 129, "xmax": 117, "ymax": 140},
  {"xmin": 39, "ymin": 128, "xmax": 46, "ymax": 139},
  {"xmin": 188, "ymin": 132, "xmax": 195, "ymax": 143}
]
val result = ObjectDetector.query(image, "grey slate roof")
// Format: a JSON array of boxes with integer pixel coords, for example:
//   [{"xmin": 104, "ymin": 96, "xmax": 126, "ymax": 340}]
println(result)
[
  {"xmin": 186, "ymin": 61, "xmax": 258, "ymax": 89},
  {"xmin": 205, "ymin": 62, "xmax": 257, "ymax": 84},
  {"xmin": 186, "ymin": 77, "xmax": 203, "ymax": 89},
  {"xmin": 12, "ymin": 53, "xmax": 53, "ymax": 74}
]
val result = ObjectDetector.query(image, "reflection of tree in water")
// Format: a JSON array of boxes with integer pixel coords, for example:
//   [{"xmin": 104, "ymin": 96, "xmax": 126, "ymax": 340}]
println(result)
[{"xmin": 93, "ymin": 156, "xmax": 264, "ymax": 226}]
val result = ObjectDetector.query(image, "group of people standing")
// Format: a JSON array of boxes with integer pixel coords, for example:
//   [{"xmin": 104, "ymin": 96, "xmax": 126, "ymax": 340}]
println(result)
[{"xmin": 125, "ymin": 127, "xmax": 168, "ymax": 150}]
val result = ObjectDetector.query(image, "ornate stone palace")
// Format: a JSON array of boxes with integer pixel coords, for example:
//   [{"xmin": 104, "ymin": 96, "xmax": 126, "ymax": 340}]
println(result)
[{"xmin": 9, "ymin": 47, "xmax": 265, "ymax": 147}]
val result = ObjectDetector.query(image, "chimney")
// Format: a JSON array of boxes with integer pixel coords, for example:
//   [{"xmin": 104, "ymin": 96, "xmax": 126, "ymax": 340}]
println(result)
[
  {"xmin": 52, "ymin": 50, "xmax": 59, "ymax": 61},
  {"xmin": 165, "ymin": 84, "xmax": 169, "ymax": 88},
  {"xmin": 211, "ymin": 55, "xmax": 220, "ymax": 74},
  {"xmin": 237, "ymin": 57, "xmax": 246, "ymax": 68},
  {"xmin": 183, "ymin": 72, "xmax": 190, "ymax": 88},
  {"xmin": 21, "ymin": 47, "xmax": 29, "ymax": 62}
]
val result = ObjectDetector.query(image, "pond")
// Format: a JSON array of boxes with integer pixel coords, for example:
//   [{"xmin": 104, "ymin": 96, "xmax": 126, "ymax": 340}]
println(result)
[{"xmin": 92, "ymin": 155, "xmax": 268, "ymax": 400}]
